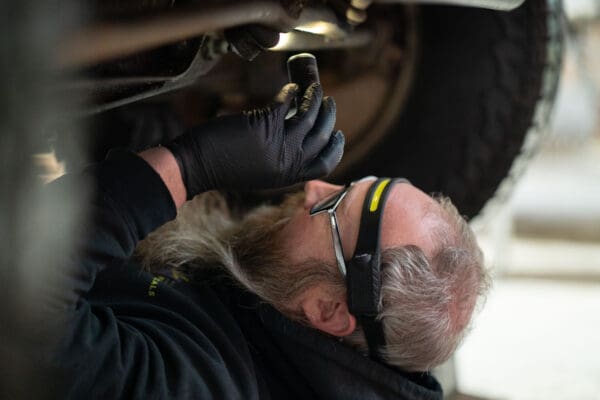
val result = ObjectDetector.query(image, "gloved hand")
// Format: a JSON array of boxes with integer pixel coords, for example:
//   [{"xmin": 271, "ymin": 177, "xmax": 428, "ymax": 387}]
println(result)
[{"xmin": 165, "ymin": 82, "xmax": 345, "ymax": 199}]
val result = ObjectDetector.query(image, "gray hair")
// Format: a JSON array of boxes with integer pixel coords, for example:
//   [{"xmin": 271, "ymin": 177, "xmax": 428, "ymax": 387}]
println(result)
[
  {"xmin": 135, "ymin": 191, "xmax": 237, "ymax": 273},
  {"xmin": 345, "ymin": 196, "xmax": 490, "ymax": 371},
  {"xmin": 136, "ymin": 192, "xmax": 490, "ymax": 372}
]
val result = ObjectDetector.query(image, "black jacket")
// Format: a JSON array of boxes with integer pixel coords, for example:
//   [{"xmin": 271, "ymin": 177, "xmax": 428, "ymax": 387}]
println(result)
[{"xmin": 47, "ymin": 150, "xmax": 443, "ymax": 399}]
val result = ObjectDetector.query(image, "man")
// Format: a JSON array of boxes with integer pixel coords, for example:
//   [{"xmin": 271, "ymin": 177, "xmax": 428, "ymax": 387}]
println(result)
[{"xmin": 47, "ymin": 81, "xmax": 489, "ymax": 399}]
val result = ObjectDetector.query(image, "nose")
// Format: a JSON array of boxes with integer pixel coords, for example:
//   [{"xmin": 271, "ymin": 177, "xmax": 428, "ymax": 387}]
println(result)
[{"xmin": 303, "ymin": 180, "xmax": 344, "ymax": 209}]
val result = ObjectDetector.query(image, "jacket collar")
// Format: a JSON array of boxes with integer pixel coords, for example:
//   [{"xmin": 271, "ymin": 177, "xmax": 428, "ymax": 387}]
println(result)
[{"xmin": 246, "ymin": 293, "xmax": 444, "ymax": 400}]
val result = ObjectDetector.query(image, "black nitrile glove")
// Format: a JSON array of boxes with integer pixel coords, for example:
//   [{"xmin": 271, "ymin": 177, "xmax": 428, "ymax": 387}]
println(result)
[{"xmin": 165, "ymin": 82, "xmax": 345, "ymax": 199}]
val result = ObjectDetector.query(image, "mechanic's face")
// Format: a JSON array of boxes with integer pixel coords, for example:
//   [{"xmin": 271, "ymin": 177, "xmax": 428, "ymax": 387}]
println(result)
[{"xmin": 278, "ymin": 178, "xmax": 443, "ymax": 269}]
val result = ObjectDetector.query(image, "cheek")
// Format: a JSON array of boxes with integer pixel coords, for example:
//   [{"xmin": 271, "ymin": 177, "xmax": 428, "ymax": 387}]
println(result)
[
  {"xmin": 279, "ymin": 211, "xmax": 332, "ymax": 265},
  {"xmin": 278, "ymin": 210, "xmax": 309, "ymax": 260}
]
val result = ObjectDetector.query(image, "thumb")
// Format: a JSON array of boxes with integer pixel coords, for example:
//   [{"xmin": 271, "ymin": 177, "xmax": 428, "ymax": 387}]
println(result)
[{"xmin": 271, "ymin": 83, "xmax": 299, "ymax": 116}]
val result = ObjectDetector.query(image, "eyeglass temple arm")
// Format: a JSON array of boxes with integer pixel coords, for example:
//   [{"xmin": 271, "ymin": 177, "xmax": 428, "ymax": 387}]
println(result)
[{"xmin": 328, "ymin": 211, "xmax": 347, "ymax": 276}]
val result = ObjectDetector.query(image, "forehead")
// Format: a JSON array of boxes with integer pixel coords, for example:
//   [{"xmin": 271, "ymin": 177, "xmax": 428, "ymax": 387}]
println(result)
[
  {"xmin": 380, "ymin": 184, "xmax": 441, "ymax": 257},
  {"xmin": 338, "ymin": 178, "xmax": 441, "ymax": 257},
  {"xmin": 341, "ymin": 177, "xmax": 431, "ymax": 215}
]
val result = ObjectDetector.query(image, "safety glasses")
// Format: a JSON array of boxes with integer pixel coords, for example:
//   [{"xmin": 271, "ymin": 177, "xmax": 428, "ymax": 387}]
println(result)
[
  {"xmin": 309, "ymin": 176, "xmax": 376, "ymax": 276},
  {"xmin": 311, "ymin": 176, "xmax": 409, "ymax": 363}
]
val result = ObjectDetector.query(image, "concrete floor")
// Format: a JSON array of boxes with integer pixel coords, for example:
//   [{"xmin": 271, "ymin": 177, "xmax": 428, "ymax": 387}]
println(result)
[
  {"xmin": 453, "ymin": 22, "xmax": 600, "ymax": 399},
  {"xmin": 449, "ymin": 145, "xmax": 600, "ymax": 400},
  {"xmin": 456, "ymin": 280, "xmax": 600, "ymax": 400},
  {"xmin": 454, "ymin": 141, "xmax": 600, "ymax": 399}
]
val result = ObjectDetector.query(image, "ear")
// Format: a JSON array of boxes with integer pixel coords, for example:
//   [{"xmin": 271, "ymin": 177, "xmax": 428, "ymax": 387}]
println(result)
[{"xmin": 299, "ymin": 285, "xmax": 357, "ymax": 337}]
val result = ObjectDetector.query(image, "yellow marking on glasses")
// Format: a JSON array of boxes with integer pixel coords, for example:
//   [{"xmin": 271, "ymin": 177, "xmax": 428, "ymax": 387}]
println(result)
[{"xmin": 369, "ymin": 179, "xmax": 391, "ymax": 212}]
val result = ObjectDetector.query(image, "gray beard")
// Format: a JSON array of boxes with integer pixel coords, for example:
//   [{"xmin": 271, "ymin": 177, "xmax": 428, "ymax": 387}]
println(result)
[
  {"xmin": 136, "ymin": 190, "xmax": 301, "ymax": 271},
  {"xmin": 135, "ymin": 191, "xmax": 339, "ymax": 318}
]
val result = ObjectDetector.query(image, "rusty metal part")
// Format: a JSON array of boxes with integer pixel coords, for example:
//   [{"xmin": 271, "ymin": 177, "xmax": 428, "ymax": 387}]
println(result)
[
  {"xmin": 59, "ymin": 0, "xmax": 522, "ymax": 68},
  {"xmin": 59, "ymin": 6, "xmax": 367, "ymax": 115},
  {"xmin": 58, "ymin": 1, "xmax": 349, "ymax": 68},
  {"xmin": 59, "ymin": 1, "xmax": 297, "ymax": 68},
  {"xmin": 63, "ymin": 37, "xmax": 220, "ymax": 116}
]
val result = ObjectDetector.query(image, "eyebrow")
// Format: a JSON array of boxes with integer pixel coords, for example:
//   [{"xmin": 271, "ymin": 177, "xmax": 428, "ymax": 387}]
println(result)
[{"xmin": 338, "ymin": 180, "xmax": 363, "ymax": 219}]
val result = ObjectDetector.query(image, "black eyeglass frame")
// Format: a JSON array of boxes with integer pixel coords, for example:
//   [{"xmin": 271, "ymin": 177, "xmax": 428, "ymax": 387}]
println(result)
[
  {"xmin": 346, "ymin": 177, "xmax": 409, "ymax": 362},
  {"xmin": 311, "ymin": 176, "xmax": 410, "ymax": 363},
  {"xmin": 308, "ymin": 176, "xmax": 377, "ymax": 277}
]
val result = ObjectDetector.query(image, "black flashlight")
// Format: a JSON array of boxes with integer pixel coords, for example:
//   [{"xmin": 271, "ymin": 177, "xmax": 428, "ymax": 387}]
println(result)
[{"xmin": 287, "ymin": 53, "xmax": 320, "ymax": 115}]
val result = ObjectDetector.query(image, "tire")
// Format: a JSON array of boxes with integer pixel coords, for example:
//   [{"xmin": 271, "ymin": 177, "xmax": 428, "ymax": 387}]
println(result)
[{"xmin": 337, "ymin": 0, "xmax": 563, "ymax": 219}]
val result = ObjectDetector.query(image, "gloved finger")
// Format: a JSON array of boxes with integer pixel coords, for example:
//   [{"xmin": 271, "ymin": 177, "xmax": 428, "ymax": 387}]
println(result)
[
  {"xmin": 302, "ymin": 96, "xmax": 336, "ymax": 161},
  {"xmin": 301, "ymin": 130, "xmax": 345, "ymax": 179},
  {"xmin": 271, "ymin": 83, "xmax": 299, "ymax": 119},
  {"xmin": 287, "ymin": 82, "xmax": 323, "ymax": 139},
  {"xmin": 245, "ymin": 24, "xmax": 281, "ymax": 49}
]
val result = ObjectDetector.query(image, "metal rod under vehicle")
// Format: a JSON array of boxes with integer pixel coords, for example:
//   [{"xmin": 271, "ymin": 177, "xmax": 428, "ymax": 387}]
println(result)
[
  {"xmin": 59, "ymin": 1, "xmax": 297, "ymax": 67},
  {"xmin": 59, "ymin": 0, "xmax": 524, "ymax": 68}
]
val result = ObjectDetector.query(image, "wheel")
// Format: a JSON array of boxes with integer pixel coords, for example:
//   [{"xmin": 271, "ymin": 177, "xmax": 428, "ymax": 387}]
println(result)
[
  {"xmin": 52, "ymin": 0, "xmax": 563, "ymax": 220},
  {"xmin": 333, "ymin": 0, "xmax": 563, "ymax": 218}
]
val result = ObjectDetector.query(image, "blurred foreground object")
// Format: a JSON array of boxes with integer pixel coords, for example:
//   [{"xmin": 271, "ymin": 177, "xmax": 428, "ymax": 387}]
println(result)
[{"xmin": 0, "ymin": 1, "xmax": 87, "ymax": 399}]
